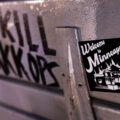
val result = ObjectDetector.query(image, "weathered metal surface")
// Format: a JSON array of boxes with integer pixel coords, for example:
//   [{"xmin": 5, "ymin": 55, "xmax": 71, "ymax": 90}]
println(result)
[
  {"xmin": 93, "ymin": 98, "xmax": 120, "ymax": 120},
  {"xmin": 0, "ymin": 0, "xmax": 97, "ymax": 119},
  {"xmin": 93, "ymin": 104, "xmax": 120, "ymax": 120},
  {"xmin": 2, "ymin": 0, "xmax": 120, "ymax": 120},
  {"xmin": 0, "ymin": 1, "xmax": 60, "ymax": 87},
  {"xmin": 0, "ymin": 0, "xmax": 97, "ymax": 87},
  {"xmin": 56, "ymin": 27, "xmax": 94, "ymax": 120},
  {"xmin": 0, "ymin": 107, "xmax": 37, "ymax": 120},
  {"xmin": 0, "ymin": 79, "xmax": 68, "ymax": 120}
]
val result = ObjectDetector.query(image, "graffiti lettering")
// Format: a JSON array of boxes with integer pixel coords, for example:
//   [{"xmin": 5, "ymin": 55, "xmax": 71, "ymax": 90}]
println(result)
[
  {"xmin": 23, "ymin": 13, "xmax": 39, "ymax": 52},
  {"xmin": 11, "ymin": 45, "xmax": 31, "ymax": 80},
  {"xmin": 0, "ymin": 42, "xmax": 15, "ymax": 75},
  {"xmin": 0, "ymin": 9, "xmax": 15, "ymax": 42},
  {"xmin": 37, "ymin": 16, "xmax": 56, "ymax": 56},
  {"xmin": 0, "ymin": 42, "xmax": 59, "ymax": 86},
  {"xmin": 37, "ymin": 56, "xmax": 59, "ymax": 86},
  {"xmin": 14, "ymin": 11, "xmax": 24, "ymax": 47},
  {"xmin": 0, "ymin": 9, "xmax": 59, "ymax": 87},
  {"xmin": 28, "ymin": 53, "xmax": 39, "ymax": 83}
]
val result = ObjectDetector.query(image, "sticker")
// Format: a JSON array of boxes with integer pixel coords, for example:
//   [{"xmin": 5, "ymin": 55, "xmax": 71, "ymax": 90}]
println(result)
[{"xmin": 79, "ymin": 38, "xmax": 120, "ymax": 92}]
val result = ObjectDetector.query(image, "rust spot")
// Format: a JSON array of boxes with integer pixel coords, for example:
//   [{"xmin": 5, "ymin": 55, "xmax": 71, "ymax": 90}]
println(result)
[
  {"xmin": 62, "ymin": 73, "xmax": 65, "ymax": 77},
  {"xmin": 69, "ymin": 97, "xmax": 75, "ymax": 110},
  {"xmin": 78, "ymin": 83, "xmax": 83, "ymax": 87}
]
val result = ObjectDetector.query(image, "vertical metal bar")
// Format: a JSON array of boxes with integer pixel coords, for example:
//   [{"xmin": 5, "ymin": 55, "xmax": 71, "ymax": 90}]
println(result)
[{"xmin": 56, "ymin": 27, "xmax": 95, "ymax": 120}]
